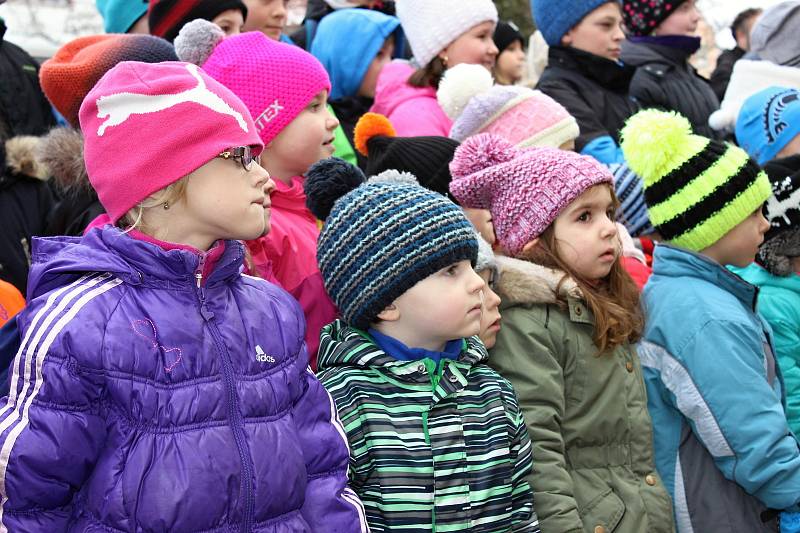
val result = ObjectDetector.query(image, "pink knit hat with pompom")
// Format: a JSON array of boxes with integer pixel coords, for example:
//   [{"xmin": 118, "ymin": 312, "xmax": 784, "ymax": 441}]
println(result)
[
  {"xmin": 175, "ymin": 19, "xmax": 331, "ymax": 145},
  {"xmin": 449, "ymin": 133, "xmax": 612, "ymax": 256}
]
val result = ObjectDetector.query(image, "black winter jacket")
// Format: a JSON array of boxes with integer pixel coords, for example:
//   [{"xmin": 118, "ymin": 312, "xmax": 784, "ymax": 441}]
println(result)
[
  {"xmin": 537, "ymin": 46, "xmax": 640, "ymax": 152},
  {"xmin": 0, "ymin": 137, "xmax": 54, "ymax": 294},
  {"xmin": 709, "ymin": 47, "xmax": 745, "ymax": 101},
  {"xmin": 622, "ymin": 40, "xmax": 721, "ymax": 139},
  {"xmin": 0, "ymin": 20, "xmax": 55, "ymax": 140}
]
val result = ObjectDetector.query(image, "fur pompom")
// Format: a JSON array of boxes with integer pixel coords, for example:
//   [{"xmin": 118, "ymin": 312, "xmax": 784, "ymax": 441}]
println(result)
[
  {"xmin": 304, "ymin": 157, "xmax": 366, "ymax": 221},
  {"xmin": 437, "ymin": 64, "xmax": 493, "ymax": 120},
  {"xmin": 368, "ymin": 169, "xmax": 419, "ymax": 186},
  {"xmin": 354, "ymin": 112, "xmax": 396, "ymax": 156},
  {"xmin": 450, "ymin": 133, "xmax": 517, "ymax": 178},
  {"xmin": 174, "ymin": 19, "xmax": 225, "ymax": 66},
  {"xmin": 38, "ymin": 127, "xmax": 88, "ymax": 190},
  {"xmin": 621, "ymin": 109, "xmax": 694, "ymax": 183}
]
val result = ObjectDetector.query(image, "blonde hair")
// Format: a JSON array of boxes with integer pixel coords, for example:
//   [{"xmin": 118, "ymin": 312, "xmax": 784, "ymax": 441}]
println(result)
[{"xmin": 117, "ymin": 177, "xmax": 190, "ymax": 234}]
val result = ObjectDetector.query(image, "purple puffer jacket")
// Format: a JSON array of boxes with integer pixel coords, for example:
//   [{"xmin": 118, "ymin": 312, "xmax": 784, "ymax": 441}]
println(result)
[{"xmin": 0, "ymin": 226, "xmax": 368, "ymax": 532}]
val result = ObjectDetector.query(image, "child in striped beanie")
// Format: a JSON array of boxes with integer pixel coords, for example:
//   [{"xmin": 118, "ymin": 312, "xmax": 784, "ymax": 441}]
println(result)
[
  {"xmin": 305, "ymin": 157, "xmax": 540, "ymax": 533},
  {"xmin": 621, "ymin": 109, "xmax": 800, "ymax": 532}
]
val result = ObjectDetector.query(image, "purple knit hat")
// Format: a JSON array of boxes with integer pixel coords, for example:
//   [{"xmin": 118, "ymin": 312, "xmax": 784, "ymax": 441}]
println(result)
[{"xmin": 449, "ymin": 133, "xmax": 613, "ymax": 256}]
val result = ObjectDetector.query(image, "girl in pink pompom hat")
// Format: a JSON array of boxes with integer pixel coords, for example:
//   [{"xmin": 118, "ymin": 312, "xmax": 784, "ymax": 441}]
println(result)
[{"xmin": 449, "ymin": 133, "xmax": 675, "ymax": 533}]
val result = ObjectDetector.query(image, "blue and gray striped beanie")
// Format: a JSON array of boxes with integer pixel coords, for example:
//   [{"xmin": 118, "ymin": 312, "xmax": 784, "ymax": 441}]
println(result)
[{"xmin": 308, "ymin": 159, "xmax": 478, "ymax": 330}]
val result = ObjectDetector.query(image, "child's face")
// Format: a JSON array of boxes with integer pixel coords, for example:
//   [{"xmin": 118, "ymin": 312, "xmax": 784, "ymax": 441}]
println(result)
[
  {"xmin": 777, "ymin": 133, "xmax": 800, "ymax": 160},
  {"xmin": 463, "ymin": 208, "xmax": 496, "ymax": 246},
  {"xmin": 477, "ymin": 269, "xmax": 502, "ymax": 349},
  {"xmin": 439, "ymin": 21, "xmax": 498, "ymax": 71},
  {"xmin": 495, "ymin": 40, "xmax": 526, "ymax": 84},
  {"xmin": 385, "ymin": 260, "xmax": 485, "ymax": 351},
  {"xmin": 358, "ymin": 35, "xmax": 395, "ymax": 98},
  {"xmin": 261, "ymin": 90, "xmax": 339, "ymax": 183},
  {"xmin": 212, "ymin": 8, "xmax": 244, "ymax": 36},
  {"xmin": 654, "ymin": 0, "xmax": 700, "ymax": 37},
  {"xmin": 701, "ymin": 208, "xmax": 770, "ymax": 267},
  {"xmin": 552, "ymin": 184, "xmax": 620, "ymax": 282},
  {"xmin": 173, "ymin": 147, "xmax": 274, "ymax": 250},
  {"xmin": 561, "ymin": 2, "xmax": 625, "ymax": 61},
  {"xmin": 242, "ymin": 0, "xmax": 288, "ymax": 40}
]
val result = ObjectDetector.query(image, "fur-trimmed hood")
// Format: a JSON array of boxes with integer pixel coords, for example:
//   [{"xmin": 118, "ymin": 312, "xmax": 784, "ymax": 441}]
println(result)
[
  {"xmin": 37, "ymin": 127, "xmax": 90, "ymax": 192},
  {"xmin": 494, "ymin": 255, "xmax": 581, "ymax": 307},
  {"xmin": 4, "ymin": 136, "xmax": 49, "ymax": 180}
]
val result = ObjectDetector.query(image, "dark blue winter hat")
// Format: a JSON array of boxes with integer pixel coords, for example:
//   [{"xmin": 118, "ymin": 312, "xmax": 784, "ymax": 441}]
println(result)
[
  {"xmin": 531, "ymin": 0, "xmax": 615, "ymax": 46},
  {"xmin": 308, "ymin": 159, "xmax": 478, "ymax": 330},
  {"xmin": 735, "ymin": 86, "xmax": 800, "ymax": 165}
]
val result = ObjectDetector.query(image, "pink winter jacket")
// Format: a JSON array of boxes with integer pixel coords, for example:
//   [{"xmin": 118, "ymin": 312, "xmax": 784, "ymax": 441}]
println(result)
[
  {"xmin": 370, "ymin": 61, "xmax": 452, "ymax": 137},
  {"xmin": 246, "ymin": 176, "xmax": 338, "ymax": 369}
]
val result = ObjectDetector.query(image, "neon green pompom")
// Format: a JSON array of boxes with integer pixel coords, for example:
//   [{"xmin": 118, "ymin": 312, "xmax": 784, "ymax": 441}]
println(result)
[{"xmin": 621, "ymin": 109, "xmax": 699, "ymax": 186}]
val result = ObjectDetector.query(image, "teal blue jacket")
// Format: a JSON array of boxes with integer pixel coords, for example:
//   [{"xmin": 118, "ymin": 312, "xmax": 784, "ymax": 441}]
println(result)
[
  {"xmin": 640, "ymin": 245, "xmax": 800, "ymax": 532},
  {"xmin": 733, "ymin": 263, "xmax": 800, "ymax": 436}
]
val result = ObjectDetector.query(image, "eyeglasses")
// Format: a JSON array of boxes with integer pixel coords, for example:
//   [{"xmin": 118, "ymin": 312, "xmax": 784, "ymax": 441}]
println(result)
[{"xmin": 218, "ymin": 146, "xmax": 260, "ymax": 171}]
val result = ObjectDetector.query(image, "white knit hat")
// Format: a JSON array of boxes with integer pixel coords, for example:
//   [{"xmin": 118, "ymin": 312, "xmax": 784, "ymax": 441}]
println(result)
[
  {"xmin": 708, "ymin": 59, "xmax": 800, "ymax": 132},
  {"xmin": 395, "ymin": 0, "xmax": 498, "ymax": 67}
]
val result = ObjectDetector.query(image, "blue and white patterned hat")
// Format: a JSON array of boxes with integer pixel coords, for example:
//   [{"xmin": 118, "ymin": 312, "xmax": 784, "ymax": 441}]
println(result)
[{"xmin": 309, "ymin": 159, "xmax": 478, "ymax": 330}]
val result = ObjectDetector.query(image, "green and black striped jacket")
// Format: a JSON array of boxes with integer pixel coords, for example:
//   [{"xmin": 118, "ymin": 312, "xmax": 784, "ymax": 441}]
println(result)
[{"xmin": 317, "ymin": 320, "xmax": 540, "ymax": 533}]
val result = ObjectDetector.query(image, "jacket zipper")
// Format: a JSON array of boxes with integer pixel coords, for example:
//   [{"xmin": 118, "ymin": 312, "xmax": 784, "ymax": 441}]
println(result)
[{"xmin": 194, "ymin": 271, "xmax": 255, "ymax": 532}]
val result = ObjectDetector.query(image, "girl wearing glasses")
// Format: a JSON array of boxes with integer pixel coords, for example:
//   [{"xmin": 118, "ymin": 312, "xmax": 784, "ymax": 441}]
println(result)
[{"xmin": 0, "ymin": 61, "xmax": 367, "ymax": 532}]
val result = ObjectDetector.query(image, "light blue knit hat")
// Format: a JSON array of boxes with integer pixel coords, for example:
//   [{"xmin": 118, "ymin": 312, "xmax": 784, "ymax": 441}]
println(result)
[
  {"xmin": 96, "ymin": 0, "xmax": 148, "ymax": 34},
  {"xmin": 735, "ymin": 87, "xmax": 800, "ymax": 165},
  {"xmin": 531, "ymin": 0, "xmax": 616, "ymax": 46}
]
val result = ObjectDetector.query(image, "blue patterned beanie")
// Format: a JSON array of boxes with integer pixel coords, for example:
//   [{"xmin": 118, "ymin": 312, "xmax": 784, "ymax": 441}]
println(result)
[
  {"xmin": 308, "ymin": 159, "xmax": 478, "ymax": 330},
  {"xmin": 531, "ymin": 0, "xmax": 616, "ymax": 46},
  {"xmin": 735, "ymin": 86, "xmax": 800, "ymax": 165}
]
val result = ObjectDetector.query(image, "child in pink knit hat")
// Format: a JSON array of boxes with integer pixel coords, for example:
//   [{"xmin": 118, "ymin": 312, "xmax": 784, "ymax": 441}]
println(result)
[
  {"xmin": 0, "ymin": 60, "xmax": 367, "ymax": 532},
  {"xmin": 449, "ymin": 133, "xmax": 675, "ymax": 533},
  {"xmin": 175, "ymin": 20, "xmax": 340, "ymax": 367}
]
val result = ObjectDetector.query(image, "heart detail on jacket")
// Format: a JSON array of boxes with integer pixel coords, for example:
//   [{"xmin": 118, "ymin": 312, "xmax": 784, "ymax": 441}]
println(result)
[{"xmin": 132, "ymin": 318, "xmax": 183, "ymax": 373}]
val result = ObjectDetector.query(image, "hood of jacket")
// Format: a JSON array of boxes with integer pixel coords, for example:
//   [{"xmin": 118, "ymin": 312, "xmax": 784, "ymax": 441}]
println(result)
[
  {"xmin": 311, "ymin": 9, "xmax": 402, "ymax": 100},
  {"xmin": 371, "ymin": 60, "xmax": 435, "ymax": 117},
  {"xmin": 37, "ymin": 126, "xmax": 91, "ymax": 193},
  {"xmin": 494, "ymin": 255, "xmax": 581, "ymax": 307},
  {"xmin": 3, "ymin": 135, "xmax": 48, "ymax": 181},
  {"xmin": 317, "ymin": 319, "xmax": 488, "ymax": 374},
  {"xmin": 27, "ymin": 225, "xmax": 244, "ymax": 300},
  {"xmin": 650, "ymin": 244, "xmax": 759, "ymax": 311}
]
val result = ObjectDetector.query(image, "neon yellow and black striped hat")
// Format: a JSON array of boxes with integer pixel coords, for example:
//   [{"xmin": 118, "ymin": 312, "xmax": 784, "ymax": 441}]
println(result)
[{"xmin": 621, "ymin": 109, "xmax": 771, "ymax": 251}]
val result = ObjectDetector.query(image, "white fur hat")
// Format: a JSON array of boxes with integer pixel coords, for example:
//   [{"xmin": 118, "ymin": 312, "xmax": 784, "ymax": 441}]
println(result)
[
  {"xmin": 708, "ymin": 59, "xmax": 800, "ymax": 132},
  {"xmin": 395, "ymin": 0, "xmax": 498, "ymax": 67}
]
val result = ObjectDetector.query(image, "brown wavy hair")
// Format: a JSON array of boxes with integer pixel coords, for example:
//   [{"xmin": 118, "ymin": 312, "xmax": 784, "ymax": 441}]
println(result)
[
  {"xmin": 519, "ymin": 186, "xmax": 643, "ymax": 354},
  {"xmin": 408, "ymin": 56, "xmax": 447, "ymax": 88}
]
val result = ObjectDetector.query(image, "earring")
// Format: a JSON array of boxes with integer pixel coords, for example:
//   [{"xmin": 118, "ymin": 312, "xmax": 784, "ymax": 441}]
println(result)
[
  {"xmin": 442, "ymin": 55, "xmax": 449, "ymax": 67},
  {"xmin": 163, "ymin": 202, "xmax": 170, "ymax": 210}
]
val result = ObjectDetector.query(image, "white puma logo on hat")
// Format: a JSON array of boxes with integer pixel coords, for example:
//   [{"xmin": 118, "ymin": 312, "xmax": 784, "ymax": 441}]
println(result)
[{"xmin": 95, "ymin": 63, "xmax": 248, "ymax": 136}]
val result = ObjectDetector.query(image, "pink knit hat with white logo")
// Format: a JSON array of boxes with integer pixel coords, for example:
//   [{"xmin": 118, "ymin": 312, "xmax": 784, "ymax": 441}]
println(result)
[
  {"xmin": 174, "ymin": 19, "xmax": 331, "ymax": 145},
  {"xmin": 79, "ymin": 60, "xmax": 262, "ymax": 223},
  {"xmin": 438, "ymin": 64, "xmax": 579, "ymax": 148},
  {"xmin": 449, "ymin": 133, "xmax": 612, "ymax": 256}
]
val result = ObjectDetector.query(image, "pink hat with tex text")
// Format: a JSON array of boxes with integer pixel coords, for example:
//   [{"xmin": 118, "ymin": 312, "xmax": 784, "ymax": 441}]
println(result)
[
  {"xmin": 174, "ymin": 19, "xmax": 331, "ymax": 146},
  {"xmin": 79, "ymin": 60, "xmax": 263, "ymax": 223}
]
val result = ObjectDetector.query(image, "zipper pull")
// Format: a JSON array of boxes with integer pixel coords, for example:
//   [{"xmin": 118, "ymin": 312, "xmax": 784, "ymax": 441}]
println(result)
[{"xmin": 195, "ymin": 272, "xmax": 202, "ymax": 289}]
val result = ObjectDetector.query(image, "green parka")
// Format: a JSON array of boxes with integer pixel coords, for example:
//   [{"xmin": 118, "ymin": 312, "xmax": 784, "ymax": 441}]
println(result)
[{"xmin": 489, "ymin": 256, "xmax": 675, "ymax": 533}]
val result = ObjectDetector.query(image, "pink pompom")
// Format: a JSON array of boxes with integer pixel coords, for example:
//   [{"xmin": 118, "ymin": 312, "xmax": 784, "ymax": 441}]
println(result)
[{"xmin": 449, "ymin": 133, "xmax": 517, "ymax": 178}]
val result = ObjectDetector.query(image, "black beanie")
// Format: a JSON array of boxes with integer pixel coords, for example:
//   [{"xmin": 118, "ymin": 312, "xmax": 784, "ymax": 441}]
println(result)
[
  {"xmin": 149, "ymin": 0, "xmax": 248, "ymax": 43},
  {"xmin": 353, "ymin": 112, "xmax": 460, "ymax": 199},
  {"xmin": 757, "ymin": 154, "xmax": 800, "ymax": 276},
  {"xmin": 493, "ymin": 21, "xmax": 524, "ymax": 54}
]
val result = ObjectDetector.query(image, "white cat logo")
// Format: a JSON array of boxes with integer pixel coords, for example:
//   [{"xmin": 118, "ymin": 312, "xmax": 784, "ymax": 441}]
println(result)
[
  {"xmin": 95, "ymin": 63, "xmax": 248, "ymax": 136},
  {"xmin": 255, "ymin": 345, "xmax": 275, "ymax": 364}
]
